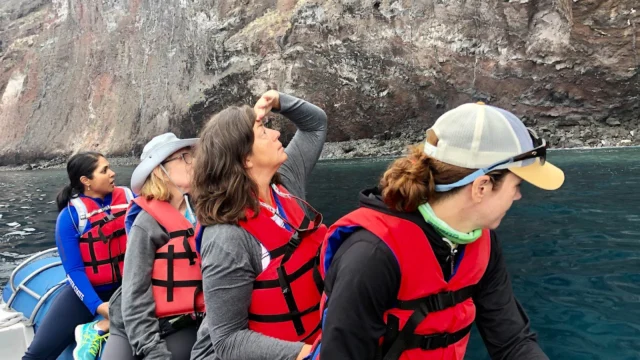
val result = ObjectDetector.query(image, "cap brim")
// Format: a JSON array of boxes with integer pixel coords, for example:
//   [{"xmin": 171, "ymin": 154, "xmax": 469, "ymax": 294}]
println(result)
[
  {"xmin": 130, "ymin": 138, "xmax": 197, "ymax": 194},
  {"xmin": 509, "ymin": 158, "xmax": 565, "ymax": 191}
]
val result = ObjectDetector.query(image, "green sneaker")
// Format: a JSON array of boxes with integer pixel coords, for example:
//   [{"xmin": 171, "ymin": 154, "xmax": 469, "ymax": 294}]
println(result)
[{"xmin": 72, "ymin": 321, "xmax": 109, "ymax": 360}]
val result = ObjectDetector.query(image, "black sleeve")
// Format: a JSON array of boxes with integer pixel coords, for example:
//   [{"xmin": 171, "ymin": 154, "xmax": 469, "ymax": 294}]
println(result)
[
  {"xmin": 320, "ymin": 229, "xmax": 401, "ymax": 360},
  {"xmin": 473, "ymin": 231, "xmax": 549, "ymax": 360}
]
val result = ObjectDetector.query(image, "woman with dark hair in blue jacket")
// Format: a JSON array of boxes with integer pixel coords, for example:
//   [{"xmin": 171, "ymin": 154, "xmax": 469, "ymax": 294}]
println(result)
[{"xmin": 23, "ymin": 152, "xmax": 134, "ymax": 360}]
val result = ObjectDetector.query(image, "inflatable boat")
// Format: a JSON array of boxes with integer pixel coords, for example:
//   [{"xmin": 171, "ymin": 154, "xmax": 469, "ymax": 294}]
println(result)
[{"xmin": 0, "ymin": 248, "xmax": 101, "ymax": 360}]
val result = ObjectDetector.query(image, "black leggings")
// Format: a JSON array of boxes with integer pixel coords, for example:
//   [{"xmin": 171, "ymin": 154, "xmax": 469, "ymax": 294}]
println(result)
[{"xmin": 22, "ymin": 284, "xmax": 114, "ymax": 360}]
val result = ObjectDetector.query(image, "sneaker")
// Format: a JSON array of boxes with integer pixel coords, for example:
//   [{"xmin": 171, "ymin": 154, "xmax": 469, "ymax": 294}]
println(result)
[{"xmin": 73, "ymin": 321, "xmax": 109, "ymax": 360}]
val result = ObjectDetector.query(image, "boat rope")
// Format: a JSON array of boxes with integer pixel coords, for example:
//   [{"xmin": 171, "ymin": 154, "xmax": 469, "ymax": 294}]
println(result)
[{"xmin": 0, "ymin": 303, "xmax": 28, "ymax": 328}]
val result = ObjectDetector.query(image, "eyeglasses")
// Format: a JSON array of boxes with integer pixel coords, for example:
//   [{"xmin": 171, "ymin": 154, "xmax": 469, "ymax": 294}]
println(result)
[
  {"xmin": 434, "ymin": 128, "xmax": 547, "ymax": 192},
  {"xmin": 266, "ymin": 193, "xmax": 324, "ymax": 262},
  {"xmin": 271, "ymin": 194, "xmax": 324, "ymax": 238},
  {"xmin": 162, "ymin": 152, "xmax": 193, "ymax": 165},
  {"xmin": 261, "ymin": 188, "xmax": 323, "ymax": 240}
]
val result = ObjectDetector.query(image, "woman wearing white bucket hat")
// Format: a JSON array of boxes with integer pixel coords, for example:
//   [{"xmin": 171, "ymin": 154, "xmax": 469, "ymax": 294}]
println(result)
[
  {"xmin": 308, "ymin": 102, "xmax": 564, "ymax": 360},
  {"xmin": 102, "ymin": 133, "xmax": 203, "ymax": 360}
]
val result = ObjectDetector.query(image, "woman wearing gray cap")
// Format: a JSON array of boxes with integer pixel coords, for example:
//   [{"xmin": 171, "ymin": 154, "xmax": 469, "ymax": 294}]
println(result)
[
  {"xmin": 189, "ymin": 90, "xmax": 328, "ymax": 360},
  {"xmin": 102, "ymin": 133, "xmax": 203, "ymax": 360},
  {"xmin": 308, "ymin": 103, "xmax": 565, "ymax": 360}
]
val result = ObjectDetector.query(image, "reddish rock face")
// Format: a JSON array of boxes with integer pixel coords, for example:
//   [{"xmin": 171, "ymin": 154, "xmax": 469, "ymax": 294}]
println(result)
[{"xmin": 0, "ymin": 0, "xmax": 638, "ymax": 164}]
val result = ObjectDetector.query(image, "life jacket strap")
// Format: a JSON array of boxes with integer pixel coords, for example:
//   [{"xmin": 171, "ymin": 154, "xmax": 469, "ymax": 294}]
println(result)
[
  {"xmin": 248, "ymin": 302, "xmax": 319, "ymax": 323},
  {"xmin": 380, "ymin": 286, "xmax": 475, "ymax": 360},
  {"xmin": 152, "ymin": 235, "xmax": 201, "ymax": 308},
  {"xmin": 80, "ymin": 228, "xmax": 126, "ymax": 275},
  {"xmin": 396, "ymin": 285, "xmax": 475, "ymax": 312},
  {"xmin": 88, "ymin": 208, "xmax": 126, "ymax": 228}
]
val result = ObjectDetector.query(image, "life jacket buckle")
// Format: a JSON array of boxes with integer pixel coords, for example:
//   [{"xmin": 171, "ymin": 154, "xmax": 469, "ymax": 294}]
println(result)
[
  {"xmin": 418, "ymin": 333, "xmax": 451, "ymax": 350},
  {"xmin": 419, "ymin": 335, "xmax": 434, "ymax": 350},
  {"xmin": 426, "ymin": 291, "xmax": 455, "ymax": 312}
]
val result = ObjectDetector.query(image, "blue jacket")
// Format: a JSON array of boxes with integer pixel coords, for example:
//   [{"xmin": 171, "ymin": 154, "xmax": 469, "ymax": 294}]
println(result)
[{"xmin": 55, "ymin": 188, "xmax": 135, "ymax": 315}]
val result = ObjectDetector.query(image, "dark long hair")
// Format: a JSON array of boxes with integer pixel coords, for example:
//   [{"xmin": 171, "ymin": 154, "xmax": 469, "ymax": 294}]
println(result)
[
  {"xmin": 192, "ymin": 105, "xmax": 282, "ymax": 225},
  {"xmin": 192, "ymin": 105, "xmax": 258, "ymax": 225},
  {"xmin": 56, "ymin": 152, "xmax": 104, "ymax": 211}
]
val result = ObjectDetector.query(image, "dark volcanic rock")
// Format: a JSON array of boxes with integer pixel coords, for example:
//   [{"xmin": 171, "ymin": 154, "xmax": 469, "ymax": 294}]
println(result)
[{"xmin": 0, "ymin": 0, "xmax": 639, "ymax": 165}]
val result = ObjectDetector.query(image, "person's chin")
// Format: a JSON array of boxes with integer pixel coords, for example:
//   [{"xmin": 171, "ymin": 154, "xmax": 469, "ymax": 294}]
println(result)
[{"xmin": 489, "ymin": 216, "xmax": 506, "ymax": 230}]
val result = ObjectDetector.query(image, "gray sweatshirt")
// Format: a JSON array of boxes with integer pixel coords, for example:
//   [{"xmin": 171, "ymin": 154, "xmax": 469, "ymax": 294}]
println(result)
[
  {"xmin": 190, "ymin": 93, "xmax": 328, "ymax": 360},
  {"xmin": 109, "ymin": 209, "xmax": 188, "ymax": 359}
]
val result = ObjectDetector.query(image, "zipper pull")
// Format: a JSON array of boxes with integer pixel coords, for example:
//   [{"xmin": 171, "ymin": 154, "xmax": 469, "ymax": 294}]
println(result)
[
  {"xmin": 450, "ymin": 246, "xmax": 458, "ymax": 276},
  {"xmin": 442, "ymin": 238, "xmax": 458, "ymax": 277}
]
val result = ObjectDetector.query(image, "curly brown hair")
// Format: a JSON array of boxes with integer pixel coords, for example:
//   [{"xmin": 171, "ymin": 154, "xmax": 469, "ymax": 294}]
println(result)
[
  {"xmin": 380, "ymin": 130, "xmax": 507, "ymax": 212},
  {"xmin": 191, "ymin": 105, "xmax": 280, "ymax": 225}
]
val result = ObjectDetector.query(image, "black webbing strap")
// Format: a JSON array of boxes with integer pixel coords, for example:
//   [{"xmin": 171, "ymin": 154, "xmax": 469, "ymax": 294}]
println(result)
[
  {"xmin": 193, "ymin": 284, "xmax": 205, "ymax": 326},
  {"xmin": 167, "ymin": 244, "xmax": 175, "ymax": 302},
  {"xmin": 406, "ymin": 325, "xmax": 472, "ymax": 352},
  {"xmin": 82, "ymin": 227, "xmax": 126, "ymax": 245},
  {"xmin": 277, "ymin": 216, "xmax": 310, "ymax": 336},
  {"xmin": 151, "ymin": 279, "xmax": 203, "ymax": 289},
  {"xmin": 267, "ymin": 213, "xmax": 312, "ymax": 259},
  {"xmin": 382, "ymin": 286, "xmax": 474, "ymax": 360},
  {"xmin": 248, "ymin": 302, "xmax": 320, "ymax": 323},
  {"xmin": 381, "ymin": 286, "xmax": 475, "ymax": 360},
  {"xmin": 79, "ymin": 228, "xmax": 125, "ymax": 274},
  {"xmin": 111, "ymin": 252, "xmax": 123, "ymax": 283},
  {"xmin": 89, "ymin": 209, "xmax": 125, "ymax": 228},
  {"xmin": 396, "ymin": 286, "xmax": 475, "ymax": 311},
  {"xmin": 82, "ymin": 253, "xmax": 125, "ymax": 268},
  {"xmin": 152, "ymin": 229, "xmax": 200, "ymax": 304},
  {"xmin": 300, "ymin": 319, "xmax": 322, "ymax": 343},
  {"xmin": 83, "ymin": 232, "xmax": 101, "ymax": 274},
  {"xmin": 253, "ymin": 255, "xmax": 316, "ymax": 289},
  {"xmin": 382, "ymin": 302, "xmax": 430, "ymax": 360},
  {"xmin": 312, "ymin": 247, "xmax": 324, "ymax": 294}
]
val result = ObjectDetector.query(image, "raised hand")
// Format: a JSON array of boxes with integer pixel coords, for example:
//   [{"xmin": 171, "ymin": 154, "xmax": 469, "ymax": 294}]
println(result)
[{"xmin": 254, "ymin": 90, "xmax": 281, "ymax": 121}]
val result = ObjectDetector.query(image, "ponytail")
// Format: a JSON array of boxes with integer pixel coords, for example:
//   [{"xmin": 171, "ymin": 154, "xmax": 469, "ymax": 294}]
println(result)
[
  {"xmin": 380, "ymin": 146, "xmax": 436, "ymax": 212},
  {"xmin": 56, "ymin": 184, "xmax": 75, "ymax": 212},
  {"xmin": 379, "ymin": 141, "xmax": 478, "ymax": 212},
  {"xmin": 56, "ymin": 151, "xmax": 104, "ymax": 212}
]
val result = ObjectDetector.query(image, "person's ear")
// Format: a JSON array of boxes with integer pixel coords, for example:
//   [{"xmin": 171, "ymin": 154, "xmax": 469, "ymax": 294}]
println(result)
[{"xmin": 471, "ymin": 175, "xmax": 494, "ymax": 203}]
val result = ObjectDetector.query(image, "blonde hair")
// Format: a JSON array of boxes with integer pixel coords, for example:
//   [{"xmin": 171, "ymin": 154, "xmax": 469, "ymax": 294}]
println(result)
[
  {"xmin": 380, "ymin": 130, "xmax": 506, "ymax": 212},
  {"xmin": 139, "ymin": 167, "xmax": 172, "ymax": 201}
]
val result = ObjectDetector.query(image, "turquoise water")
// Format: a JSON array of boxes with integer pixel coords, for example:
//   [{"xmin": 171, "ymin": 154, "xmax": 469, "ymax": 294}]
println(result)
[{"xmin": 1, "ymin": 148, "xmax": 639, "ymax": 359}]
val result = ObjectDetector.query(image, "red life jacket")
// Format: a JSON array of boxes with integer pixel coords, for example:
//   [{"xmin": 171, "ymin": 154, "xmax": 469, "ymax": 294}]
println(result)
[
  {"xmin": 238, "ymin": 184, "xmax": 325, "ymax": 344},
  {"xmin": 131, "ymin": 197, "xmax": 205, "ymax": 319},
  {"xmin": 311, "ymin": 207, "xmax": 491, "ymax": 360},
  {"xmin": 70, "ymin": 186, "xmax": 134, "ymax": 287}
]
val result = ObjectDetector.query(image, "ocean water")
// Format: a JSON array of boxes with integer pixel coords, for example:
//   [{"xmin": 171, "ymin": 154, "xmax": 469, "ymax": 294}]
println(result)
[{"xmin": 1, "ymin": 148, "xmax": 639, "ymax": 359}]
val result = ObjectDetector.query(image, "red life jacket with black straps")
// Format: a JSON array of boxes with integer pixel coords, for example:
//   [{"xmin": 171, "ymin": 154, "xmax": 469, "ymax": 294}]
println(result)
[
  {"xmin": 130, "ymin": 197, "xmax": 205, "ymax": 319},
  {"xmin": 238, "ymin": 184, "xmax": 325, "ymax": 344},
  {"xmin": 310, "ymin": 207, "xmax": 491, "ymax": 360},
  {"xmin": 70, "ymin": 186, "xmax": 134, "ymax": 287}
]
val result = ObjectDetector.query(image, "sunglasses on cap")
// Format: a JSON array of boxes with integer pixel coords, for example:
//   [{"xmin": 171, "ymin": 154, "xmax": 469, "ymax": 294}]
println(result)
[{"xmin": 434, "ymin": 128, "xmax": 547, "ymax": 192}]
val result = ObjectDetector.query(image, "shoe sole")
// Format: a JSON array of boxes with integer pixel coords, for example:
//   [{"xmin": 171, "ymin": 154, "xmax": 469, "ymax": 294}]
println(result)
[{"xmin": 72, "ymin": 325, "xmax": 83, "ymax": 360}]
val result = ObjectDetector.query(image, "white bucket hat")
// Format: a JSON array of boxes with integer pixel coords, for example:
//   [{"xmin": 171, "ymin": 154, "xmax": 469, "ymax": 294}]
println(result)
[{"xmin": 130, "ymin": 133, "xmax": 198, "ymax": 194}]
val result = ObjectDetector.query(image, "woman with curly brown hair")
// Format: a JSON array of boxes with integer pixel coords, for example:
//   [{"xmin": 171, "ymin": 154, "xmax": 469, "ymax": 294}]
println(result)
[
  {"xmin": 308, "ymin": 103, "xmax": 565, "ymax": 360},
  {"xmin": 190, "ymin": 90, "xmax": 328, "ymax": 360}
]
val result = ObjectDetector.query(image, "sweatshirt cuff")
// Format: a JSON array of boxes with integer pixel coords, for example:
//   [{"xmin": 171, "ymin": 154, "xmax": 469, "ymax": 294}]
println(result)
[
  {"xmin": 274, "ymin": 92, "xmax": 298, "ymax": 113},
  {"xmin": 88, "ymin": 299, "xmax": 102, "ymax": 316}
]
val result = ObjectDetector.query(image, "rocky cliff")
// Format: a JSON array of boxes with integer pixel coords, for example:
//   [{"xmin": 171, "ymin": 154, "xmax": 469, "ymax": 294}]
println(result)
[{"xmin": 0, "ymin": 0, "xmax": 638, "ymax": 164}]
